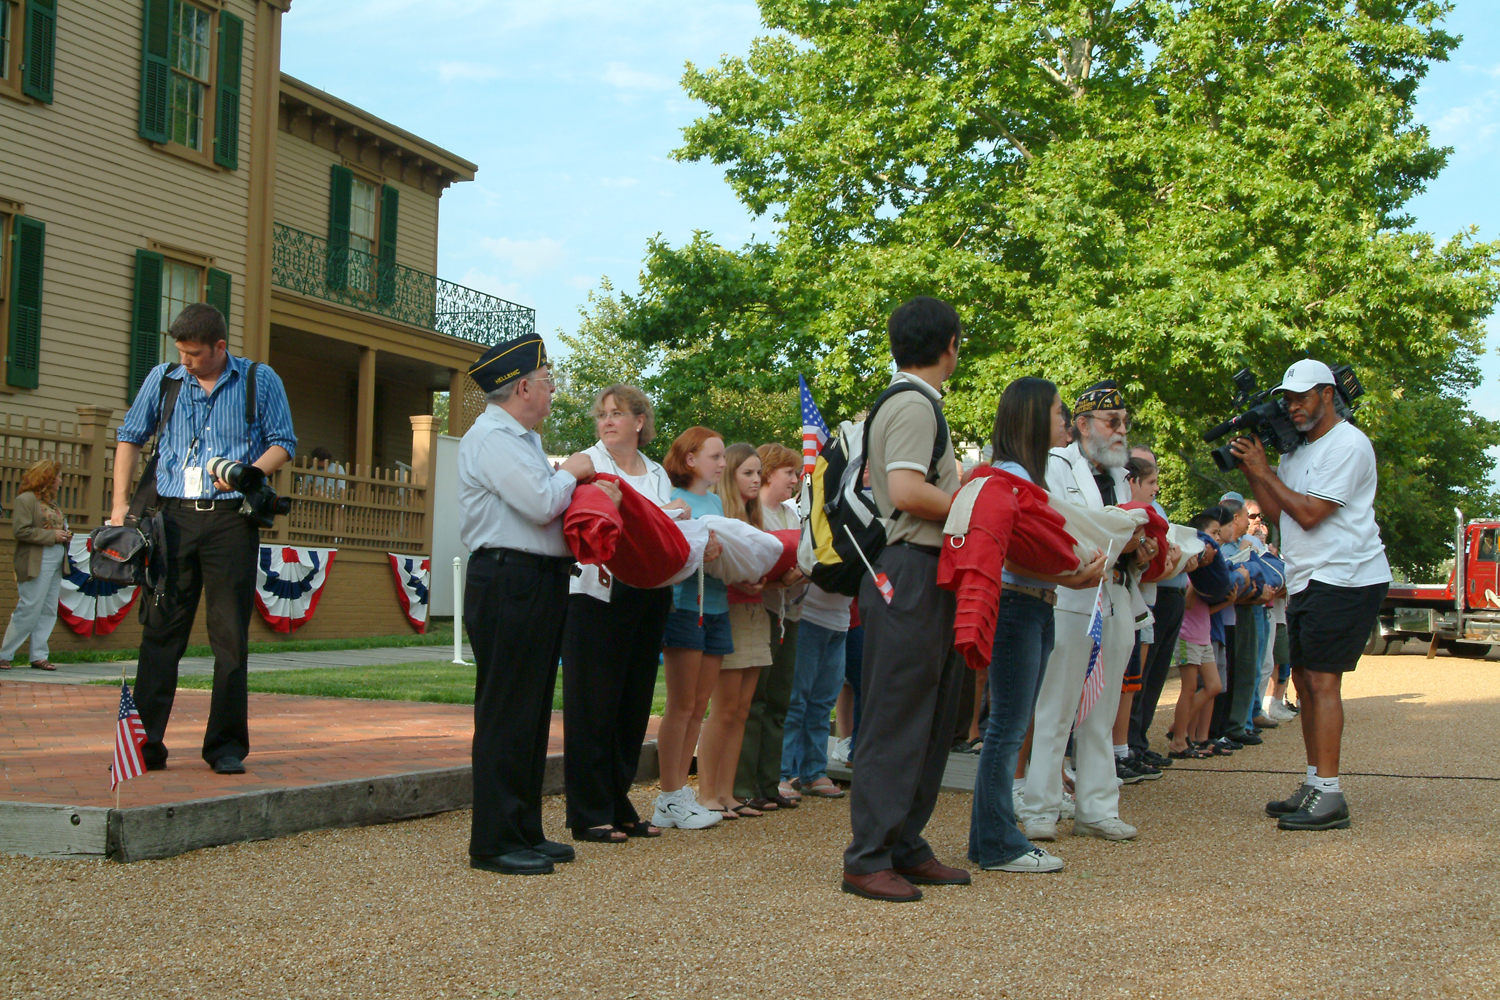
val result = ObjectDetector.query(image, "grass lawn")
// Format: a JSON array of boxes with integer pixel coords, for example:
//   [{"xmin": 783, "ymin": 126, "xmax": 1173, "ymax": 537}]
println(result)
[
  {"xmin": 96, "ymin": 661, "xmax": 671, "ymax": 715},
  {"xmin": 50, "ymin": 623, "xmax": 457, "ymax": 664}
]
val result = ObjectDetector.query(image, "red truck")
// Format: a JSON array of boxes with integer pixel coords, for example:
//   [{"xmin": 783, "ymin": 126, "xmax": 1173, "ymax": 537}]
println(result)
[{"xmin": 1368, "ymin": 509, "xmax": 1500, "ymax": 657}]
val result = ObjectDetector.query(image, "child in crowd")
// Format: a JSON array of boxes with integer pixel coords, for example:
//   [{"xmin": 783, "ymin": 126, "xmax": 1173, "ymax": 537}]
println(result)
[
  {"xmin": 698, "ymin": 443, "xmax": 771, "ymax": 819},
  {"xmin": 653, "ymin": 427, "xmax": 730, "ymax": 830},
  {"xmin": 1168, "ymin": 510, "xmax": 1227, "ymax": 759}
]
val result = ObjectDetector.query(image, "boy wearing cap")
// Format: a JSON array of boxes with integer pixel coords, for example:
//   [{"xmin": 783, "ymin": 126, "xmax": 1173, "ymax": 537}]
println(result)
[
  {"xmin": 1229, "ymin": 359, "xmax": 1391, "ymax": 831},
  {"xmin": 459, "ymin": 334, "xmax": 609, "ymax": 874}
]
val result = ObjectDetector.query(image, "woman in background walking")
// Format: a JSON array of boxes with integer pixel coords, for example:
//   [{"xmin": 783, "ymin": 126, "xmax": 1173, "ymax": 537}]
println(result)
[{"xmin": 2, "ymin": 460, "xmax": 71, "ymax": 671}]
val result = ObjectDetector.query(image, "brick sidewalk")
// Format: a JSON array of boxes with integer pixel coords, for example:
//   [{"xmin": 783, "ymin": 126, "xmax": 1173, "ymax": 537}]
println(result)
[{"xmin": 0, "ymin": 682, "xmax": 657, "ymax": 810}]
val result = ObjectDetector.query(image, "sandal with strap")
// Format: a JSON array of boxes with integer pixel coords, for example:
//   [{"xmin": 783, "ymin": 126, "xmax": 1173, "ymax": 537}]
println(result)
[
  {"xmin": 729, "ymin": 800, "xmax": 764, "ymax": 818},
  {"xmin": 619, "ymin": 821, "xmax": 661, "ymax": 838},
  {"xmin": 572, "ymin": 825, "xmax": 627, "ymax": 843},
  {"xmin": 744, "ymin": 797, "xmax": 779, "ymax": 812},
  {"xmin": 802, "ymin": 777, "xmax": 845, "ymax": 799},
  {"xmin": 29, "ymin": 660, "xmax": 56, "ymax": 671}
]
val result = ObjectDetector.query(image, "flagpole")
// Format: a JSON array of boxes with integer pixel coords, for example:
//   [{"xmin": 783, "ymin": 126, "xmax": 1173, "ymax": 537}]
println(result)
[{"xmin": 116, "ymin": 661, "xmax": 127, "ymax": 811}]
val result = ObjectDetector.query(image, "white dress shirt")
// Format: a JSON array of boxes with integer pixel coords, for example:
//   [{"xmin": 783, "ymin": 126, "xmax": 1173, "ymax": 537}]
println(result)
[{"xmin": 458, "ymin": 403, "xmax": 576, "ymax": 556}]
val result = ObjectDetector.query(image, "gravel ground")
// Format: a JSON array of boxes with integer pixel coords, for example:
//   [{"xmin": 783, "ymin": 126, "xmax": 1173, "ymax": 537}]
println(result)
[{"xmin": 3, "ymin": 653, "xmax": 1497, "ymax": 1000}]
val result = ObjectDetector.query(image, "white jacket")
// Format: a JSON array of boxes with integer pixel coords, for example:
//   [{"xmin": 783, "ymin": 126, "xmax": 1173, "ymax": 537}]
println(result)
[{"xmin": 1046, "ymin": 442, "xmax": 1136, "ymax": 617}]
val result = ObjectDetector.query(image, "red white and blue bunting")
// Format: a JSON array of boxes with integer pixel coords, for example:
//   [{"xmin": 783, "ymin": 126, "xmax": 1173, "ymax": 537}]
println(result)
[
  {"xmin": 388, "ymin": 553, "xmax": 430, "ymax": 633},
  {"xmin": 58, "ymin": 537, "xmax": 139, "ymax": 636},
  {"xmin": 254, "ymin": 546, "xmax": 337, "ymax": 633}
]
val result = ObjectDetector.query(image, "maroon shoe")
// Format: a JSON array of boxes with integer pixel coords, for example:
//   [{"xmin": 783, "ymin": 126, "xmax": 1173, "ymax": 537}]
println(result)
[
  {"xmin": 841, "ymin": 869, "xmax": 923, "ymax": 902},
  {"xmin": 894, "ymin": 858, "xmax": 972, "ymax": 886}
]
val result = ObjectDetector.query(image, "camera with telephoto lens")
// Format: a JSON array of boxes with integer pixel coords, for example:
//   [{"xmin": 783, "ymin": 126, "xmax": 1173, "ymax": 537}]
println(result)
[
  {"xmin": 1202, "ymin": 365, "xmax": 1364, "ymax": 471},
  {"xmin": 204, "ymin": 457, "xmax": 293, "ymax": 528}
]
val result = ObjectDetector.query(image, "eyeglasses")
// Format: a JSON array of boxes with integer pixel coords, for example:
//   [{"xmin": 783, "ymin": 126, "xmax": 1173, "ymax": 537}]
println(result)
[
  {"xmin": 1084, "ymin": 413, "xmax": 1131, "ymax": 432},
  {"xmin": 1248, "ymin": 513, "xmax": 1263, "ymax": 520},
  {"xmin": 525, "ymin": 376, "xmax": 556, "ymax": 389}
]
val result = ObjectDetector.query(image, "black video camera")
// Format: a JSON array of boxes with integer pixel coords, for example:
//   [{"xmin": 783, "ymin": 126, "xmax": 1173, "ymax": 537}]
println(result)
[
  {"xmin": 1202, "ymin": 365, "xmax": 1363, "ymax": 471},
  {"xmin": 205, "ymin": 457, "xmax": 293, "ymax": 528}
]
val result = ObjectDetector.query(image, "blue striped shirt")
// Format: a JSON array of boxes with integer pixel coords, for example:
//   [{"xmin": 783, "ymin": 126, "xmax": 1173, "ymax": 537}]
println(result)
[{"xmin": 117, "ymin": 355, "xmax": 297, "ymax": 499}]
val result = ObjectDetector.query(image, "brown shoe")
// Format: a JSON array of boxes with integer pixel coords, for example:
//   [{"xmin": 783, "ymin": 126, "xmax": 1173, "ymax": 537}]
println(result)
[
  {"xmin": 841, "ymin": 869, "xmax": 923, "ymax": 902},
  {"xmin": 894, "ymin": 857, "xmax": 972, "ymax": 885}
]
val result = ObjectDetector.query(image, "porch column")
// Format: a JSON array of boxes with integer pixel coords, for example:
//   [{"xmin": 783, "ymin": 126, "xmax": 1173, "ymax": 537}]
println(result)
[
  {"xmin": 410, "ymin": 415, "xmax": 440, "ymax": 556},
  {"xmin": 355, "ymin": 347, "xmax": 377, "ymax": 472},
  {"xmin": 447, "ymin": 368, "xmax": 467, "ymax": 437},
  {"xmin": 76, "ymin": 405, "xmax": 114, "ymax": 527}
]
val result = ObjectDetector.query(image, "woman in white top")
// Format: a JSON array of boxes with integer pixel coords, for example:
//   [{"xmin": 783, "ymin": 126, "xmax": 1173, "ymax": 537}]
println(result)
[{"xmin": 559, "ymin": 384, "xmax": 686, "ymax": 842}]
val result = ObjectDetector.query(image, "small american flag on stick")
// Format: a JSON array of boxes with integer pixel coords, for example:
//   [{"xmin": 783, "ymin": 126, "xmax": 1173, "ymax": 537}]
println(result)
[
  {"xmin": 112, "ymin": 680, "xmax": 148, "ymax": 789},
  {"xmin": 799, "ymin": 375, "xmax": 830, "ymax": 479},
  {"xmin": 844, "ymin": 525, "xmax": 894, "ymax": 604},
  {"xmin": 1074, "ymin": 543, "xmax": 1114, "ymax": 729}
]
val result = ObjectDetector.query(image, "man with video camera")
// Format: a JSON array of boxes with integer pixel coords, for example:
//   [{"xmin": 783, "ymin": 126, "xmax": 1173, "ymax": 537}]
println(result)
[
  {"xmin": 111, "ymin": 303, "xmax": 296, "ymax": 775},
  {"xmin": 1228, "ymin": 359, "xmax": 1390, "ymax": 831}
]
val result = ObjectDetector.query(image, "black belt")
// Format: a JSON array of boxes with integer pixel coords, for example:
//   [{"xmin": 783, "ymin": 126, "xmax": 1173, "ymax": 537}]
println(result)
[
  {"xmin": 893, "ymin": 541, "xmax": 941, "ymax": 557},
  {"xmin": 474, "ymin": 547, "xmax": 575, "ymax": 573},
  {"xmin": 161, "ymin": 497, "xmax": 242, "ymax": 512}
]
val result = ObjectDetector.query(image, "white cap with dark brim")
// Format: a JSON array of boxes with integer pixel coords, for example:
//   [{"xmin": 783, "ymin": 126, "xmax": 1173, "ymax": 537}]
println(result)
[{"xmin": 1272, "ymin": 359, "xmax": 1336, "ymax": 394}]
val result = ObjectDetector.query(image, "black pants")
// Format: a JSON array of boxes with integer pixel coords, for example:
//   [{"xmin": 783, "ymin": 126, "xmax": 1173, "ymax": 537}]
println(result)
[
  {"xmin": 135, "ymin": 505, "xmax": 258, "ymax": 768},
  {"xmin": 467, "ymin": 553, "xmax": 571, "ymax": 858},
  {"xmin": 1129, "ymin": 586, "xmax": 1186, "ymax": 754},
  {"xmin": 843, "ymin": 544, "xmax": 960, "ymax": 875},
  {"xmin": 560, "ymin": 584, "xmax": 672, "ymax": 833},
  {"xmin": 1211, "ymin": 618, "xmax": 1258, "ymax": 739}
]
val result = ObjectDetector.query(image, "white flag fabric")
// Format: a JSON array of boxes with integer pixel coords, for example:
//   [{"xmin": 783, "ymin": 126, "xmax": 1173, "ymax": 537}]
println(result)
[
  {"xmin": 388, "ymin": 554, "xmax": 431, "ymax": 632},
  {"xmin": 254, "ymin": 545, "xmax": 337, "ymax": 633}
]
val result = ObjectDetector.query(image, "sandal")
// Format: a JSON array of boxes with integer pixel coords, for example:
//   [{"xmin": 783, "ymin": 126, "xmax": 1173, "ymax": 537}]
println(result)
[
  {"xmin": 1167, "ymin": 745, "xmax": 1207, "ymax": 760},
  {"xmin": 729, "ymin": 800, "xmax": 764, "ymax": 818},
  {"xmin": 744, "ymin": 797, "xmax": 779, "ymax": 812},
  {"xmin": 619, "ymin": 821, "xmax": 661, "ymax": 838},
  {"xmin": 772, "ymin": 794, "xmax": 800, "ymax": 809},
  {"xmin": 777, "ymin": 780, "xmax": 802, "ymax": 804},
  {"xmin": 29, "ymin": 660, "xmax": 56, "ymax": 671},
  {"xmin": 0, "ymin": 661, "xmax": 11, "ymax": 670},
  {"xmin": 802, "ymin": 777, "xmax": 845, "ymax": 799},
  {"xmin": 573, "ymin": 825, "xmax": 627, "ymax": 843}
]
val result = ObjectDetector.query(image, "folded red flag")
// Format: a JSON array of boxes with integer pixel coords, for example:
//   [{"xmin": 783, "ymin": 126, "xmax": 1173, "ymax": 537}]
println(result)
[
  {"xmin": 1120, "ymin": 501, "xmax": 1170, "ymax": 580},
  {"xmin": 763, "ymin": 528, "xmax": 800, "ymax": 583},
  {"xmin": 563, "ymin": 473, "xmax": 692, "ymax": 589}
]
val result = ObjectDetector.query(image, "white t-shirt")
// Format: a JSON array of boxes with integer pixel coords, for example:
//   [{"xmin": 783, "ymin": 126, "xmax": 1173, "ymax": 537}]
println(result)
[
  {"xmin": 570, "ymin": 441, "xmax": 675, "ymax": 601},
  {"xmin": 800, "ymin": 583, "xmax": 853, "ymax": 632},
  {"xmin": 1275, "ymin": 420, "xmax": 1392, "ymax": 596},
  {"xmin": 760, "ymin": 499, "xmax": 807, "ymax": 622}
]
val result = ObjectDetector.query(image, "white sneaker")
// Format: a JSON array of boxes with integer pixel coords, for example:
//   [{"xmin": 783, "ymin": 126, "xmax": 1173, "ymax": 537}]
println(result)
[
  {"xmin": 1023, "ymin": 817, "xmax": 1058, "ymax": 842},
  {"xmin": 652, "ymin": 788, "xmax": 721, "ymax": 830},
  {"xmin": 984, "ymin": 847, "xmax": 1065, "ymax": 873},
  {"xmin": 1268, "ymin": 702, "xmax": 1297, "ymax": 723},
  {"xmin": 1011, "ymin": 786, "xmax": 1026, "ymax": 818},
  {"xmin": 1072, "ymin": 817, "xmax": 1138, "ymax": 841},
  {"xmin": 829, "ymin": 737, "xmax": 854, "ymax": 768},
  {"xmin": 1059, "ymin": 790, "xmax": 1076, "ymax": 820}
]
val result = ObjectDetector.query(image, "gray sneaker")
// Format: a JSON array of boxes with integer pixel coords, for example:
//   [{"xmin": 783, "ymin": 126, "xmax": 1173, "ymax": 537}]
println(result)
[
  {"xmin": 1266, "ymin": 783, "xmax": 1313, "ymax": 817},
  {"xmin": 1277, "ymin": 788, "xmax": 1351, "ymax": 831}
]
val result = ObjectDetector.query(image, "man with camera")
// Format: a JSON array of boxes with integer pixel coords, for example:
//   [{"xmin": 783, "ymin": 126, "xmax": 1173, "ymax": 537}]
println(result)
[
  {"xmin": 1229, "ymin": 359, "xmax": 1390, "ymax": 831},
  {"xmin": 111, "ymin": 303, "xmax": 296, "ymax": 775}
]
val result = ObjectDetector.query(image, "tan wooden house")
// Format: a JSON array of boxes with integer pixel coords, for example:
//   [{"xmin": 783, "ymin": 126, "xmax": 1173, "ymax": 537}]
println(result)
[{"xmin": 0, "ymin": 0, "xmax": 517, "ymax": 648}]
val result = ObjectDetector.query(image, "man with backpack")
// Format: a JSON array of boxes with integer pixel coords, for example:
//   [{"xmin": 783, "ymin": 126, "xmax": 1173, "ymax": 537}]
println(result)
[
  {"xmin": 841, "ymin": 296, "xmax": 969, "ymax": 903},
  {"xmin": 110, "ymin": 304, "xmax": 297, "ymax": 775}
]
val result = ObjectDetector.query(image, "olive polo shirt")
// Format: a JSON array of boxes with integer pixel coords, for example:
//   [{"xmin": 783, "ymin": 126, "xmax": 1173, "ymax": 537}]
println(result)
[{"xmin": 866, "ymin": 372, "xmax": 960, "ymax": 549}]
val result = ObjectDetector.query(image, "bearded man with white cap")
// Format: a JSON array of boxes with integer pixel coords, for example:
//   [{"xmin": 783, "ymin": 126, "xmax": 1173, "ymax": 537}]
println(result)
[
  {"xmin": 1229, "ymin": 359, "xmax": 1390, "ymax": 831},
  {"xmin": 1019, "ymin": 380, "xmax": 1154, "ymax": 844}
]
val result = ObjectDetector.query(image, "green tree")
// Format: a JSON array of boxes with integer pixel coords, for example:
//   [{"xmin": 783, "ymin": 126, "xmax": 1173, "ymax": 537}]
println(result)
[{"xmin": 604, "ymin": 0, "xmax": 1499, "ymax": 576}]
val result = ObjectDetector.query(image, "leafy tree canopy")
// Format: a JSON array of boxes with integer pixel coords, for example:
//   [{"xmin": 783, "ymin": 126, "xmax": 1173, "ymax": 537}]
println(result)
[{"xmin": 582, "ymin": 0, "xmax": 1500, "ymax": 577}]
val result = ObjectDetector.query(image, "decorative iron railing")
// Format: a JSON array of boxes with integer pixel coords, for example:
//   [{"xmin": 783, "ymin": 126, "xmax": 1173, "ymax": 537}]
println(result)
[{"xmin": 270, "ymin": 223, "xmax": 535, "ymax": 346}]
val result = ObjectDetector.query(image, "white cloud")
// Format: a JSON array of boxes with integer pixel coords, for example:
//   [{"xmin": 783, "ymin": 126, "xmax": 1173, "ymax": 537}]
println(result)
[
  {"xmin": 602, "ymin": 61, "xmax": 674, "ymax": 92},
  {"xmin": 599, "ymin": 176, "xmax": 638, "ymax": 188},
  {"xmin": 477, "ymin": 236, "xmax": 567, "ymax": 279},
  {"xmin": 437, "ymin": 61, "xmax": 503, "ymax": 83}
]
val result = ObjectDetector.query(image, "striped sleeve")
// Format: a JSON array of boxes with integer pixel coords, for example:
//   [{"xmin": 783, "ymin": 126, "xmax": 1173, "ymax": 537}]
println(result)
[
  {"xmin": 254, "ymin": 364, "xmax": 298, "ymax": 456},
  {"xmin": 116, "ymin": 364, "xmax": 169, "ymax": 444}
]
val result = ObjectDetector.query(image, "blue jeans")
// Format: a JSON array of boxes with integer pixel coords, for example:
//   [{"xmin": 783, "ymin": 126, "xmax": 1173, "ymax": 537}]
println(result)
[
  {"xmin": 969, "ymin": 591, "xmax": 1055, "ymax": 867},
  {"xmin": 781, "ymin": 620, "xmax": 847, "ymax": 782},
  {"xmin": 1246, "ymin": 606, "xmax": 1270, "ymax": 729}
]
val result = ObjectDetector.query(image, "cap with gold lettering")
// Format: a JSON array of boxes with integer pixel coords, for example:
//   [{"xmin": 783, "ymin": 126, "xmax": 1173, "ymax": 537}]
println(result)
[{"xmin": 467, "ymin": 334, "xmax": 548, "ymax": 394}]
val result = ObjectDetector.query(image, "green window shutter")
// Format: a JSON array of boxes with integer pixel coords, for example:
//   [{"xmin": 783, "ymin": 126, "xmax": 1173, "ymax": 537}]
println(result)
[
  {"xmin": 213, "ymin": 12, "xmax": 243, "ymax": 169},
  {"xmin": 129, "ymin": 249, "xmax": 164, "ymax": 402},
  {"xmin": 21, "ymin": 0, "xmax": 58, "ymax": 104},
  {"xmin": 376, "ymin": 184, "xmax": 399, "ymax": 303},
  {"xmin": 205, "ymin": 267, "xmax": 231, "ymax": 324},
  {"xmin": 326, "ymin": 164, "xmax": 353, "ymax": 291},
  {"xmin": 6, "ymin": 216, "xmax": 45, "ymax": 389},
  {"xmin": 138, "ymin": 0, "xmax": 171, "ymax": 143}
]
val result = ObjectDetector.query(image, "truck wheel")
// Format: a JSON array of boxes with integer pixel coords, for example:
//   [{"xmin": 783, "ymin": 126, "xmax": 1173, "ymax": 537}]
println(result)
[
  {"xmin": 1443, "ymin": 641, "xmax": 1492, "ymax": 659},
  {"xmin": 1363, "ymin": 628, "xmax": 1390, "ymax": 656}
]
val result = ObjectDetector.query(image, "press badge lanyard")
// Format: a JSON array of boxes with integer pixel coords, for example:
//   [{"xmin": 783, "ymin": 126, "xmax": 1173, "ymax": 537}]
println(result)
[{"xmin": 179, "ymin": 379, "xmax": 225, "ymax": 500}]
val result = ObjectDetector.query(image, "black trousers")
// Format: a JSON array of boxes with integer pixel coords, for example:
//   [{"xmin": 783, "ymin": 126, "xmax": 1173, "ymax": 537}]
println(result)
[
  {"xmin": 560, "ymin": 584, "xmax": 672, "ymax": 832},
  {"xmin": 467, "ymin": 553, "xmax": 571, "ymax": 858},
  {"xmin": 1211, "ymin": 617, "xmax": 1258, "ymax": 738},
  {"xmin": 844, "ymin": 544, "xmax": 960, "ymax": 875},
  {"xmin": 135, "ymin": 505, "xmax": 258, "ymax": 767},
  {"xmin": 1128, "ymin": 586, "xmax": 1186, "ymax": 754}
]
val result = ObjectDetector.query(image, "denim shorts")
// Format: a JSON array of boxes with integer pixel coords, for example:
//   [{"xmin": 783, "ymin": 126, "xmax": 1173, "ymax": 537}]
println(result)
[{"xmin": 662, "ymin": 607, "xmax": 734, "ymax": 656}]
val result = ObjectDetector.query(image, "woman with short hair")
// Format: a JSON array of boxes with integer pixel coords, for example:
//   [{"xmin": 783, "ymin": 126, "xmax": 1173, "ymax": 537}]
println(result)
[
  {"xmin": 2, "ymin": 460, "xmax": 72, "ymax": 671},
  {"xmin": 560, "ymin": 384, "xmax": 683, "ymax": 841}
]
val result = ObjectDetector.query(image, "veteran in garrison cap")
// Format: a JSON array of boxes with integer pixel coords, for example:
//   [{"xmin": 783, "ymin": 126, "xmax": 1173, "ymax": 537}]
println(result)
[{"xmin": 457, "ymin": 333, "xmax": 618, "ymax": 876}]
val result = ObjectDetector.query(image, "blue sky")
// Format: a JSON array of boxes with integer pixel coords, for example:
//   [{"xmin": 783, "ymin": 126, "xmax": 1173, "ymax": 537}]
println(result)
[{"xmin": 281, "ymin": 0, "xmax": 1499, "ymax": 406}]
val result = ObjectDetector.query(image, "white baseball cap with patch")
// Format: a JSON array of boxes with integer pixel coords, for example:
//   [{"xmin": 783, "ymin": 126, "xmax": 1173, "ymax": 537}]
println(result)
[{"xmin": 1272, "ymin": 359, "xmax": 1336, "ymax": 394}]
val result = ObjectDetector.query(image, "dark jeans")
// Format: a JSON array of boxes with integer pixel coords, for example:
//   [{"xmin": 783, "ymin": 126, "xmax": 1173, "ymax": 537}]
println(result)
[
  {"xmin": 844, "ymin": 622, "xmax": 864, "ymax": 751},
  {"xmin": 467, "ymin": 553, "xmax": 570, "ymax": 858},
  {"xmin": 135, "ymin": 505, "xmax": 258, "ymax": 767},
  {"xmin": 1129, "ymin": 586, "xmax": 1186, "ymax": 754},
  {"xmin": 843, "ymin": 544, "xmax": 960, "ymax": 875},
  {"xmin": 1212, "ymin": 617, "xmax": 1259, "ymax": 739},
  {"xmin": 735, "ymin": 610, "xmax": 798, "ymax": 800},
  {"xmin": 969, "ymin": 592, "xmax": 1054, "ymax": 867},
  {"xmin": 561, "ymin": 584, "xmax": 673, "ymax": 833}
]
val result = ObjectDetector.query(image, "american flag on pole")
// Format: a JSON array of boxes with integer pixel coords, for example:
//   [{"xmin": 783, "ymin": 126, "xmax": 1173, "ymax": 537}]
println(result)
[
  {"xmin": 111, "ymin": 680, "xmax": 148, "ymax": 789},
  {"xmin": 1074, "ymin": 579, "xmax": 1108, "ymax": 728},
  {"xmin": 799, "ymin": 375, "xmax": 830, "ymax": 478}
]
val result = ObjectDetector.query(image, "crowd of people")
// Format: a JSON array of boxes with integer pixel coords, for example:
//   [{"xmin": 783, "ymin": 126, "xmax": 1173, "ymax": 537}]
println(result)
[{"xmin": 450, "ymin": 297, "xmax": 1394, "ymax": 894}]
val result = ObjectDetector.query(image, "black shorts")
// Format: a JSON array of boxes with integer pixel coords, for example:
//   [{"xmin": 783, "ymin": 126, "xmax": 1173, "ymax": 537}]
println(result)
[{"xmin": 1286, "ymin": 580, "xmax": 1389, "ymax": 673}]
